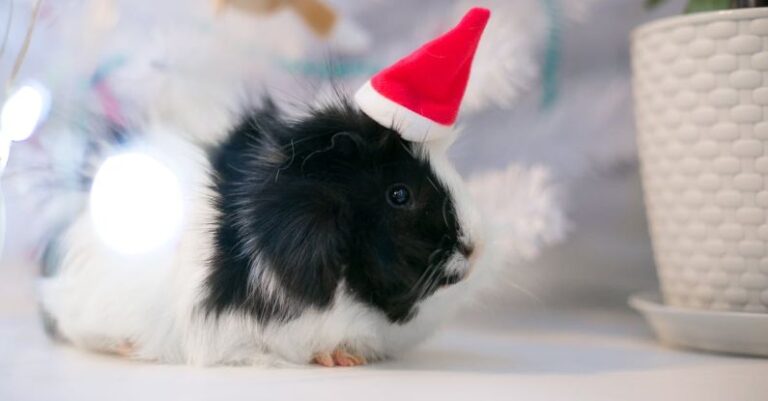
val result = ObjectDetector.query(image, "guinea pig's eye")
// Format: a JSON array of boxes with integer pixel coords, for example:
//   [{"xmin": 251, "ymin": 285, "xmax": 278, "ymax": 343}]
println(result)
[{"xmin": 386, "ymin": 184, "xmax": 412, "ymax": 208}]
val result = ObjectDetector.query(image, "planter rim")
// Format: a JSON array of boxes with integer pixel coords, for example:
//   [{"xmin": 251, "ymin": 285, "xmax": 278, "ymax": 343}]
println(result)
[{"xmin": 633, "ymin": 7, "xmax": 768, "ymax": 39}]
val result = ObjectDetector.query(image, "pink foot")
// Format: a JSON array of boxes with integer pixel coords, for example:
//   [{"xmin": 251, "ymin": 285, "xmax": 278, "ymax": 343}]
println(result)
[
  {"xmin": 312, "ymin": 349, "xmax": 366, "ymax": 367},
  {"xmin": 114, "ymin": 340, "xmax": 134, "ymax": 358}
]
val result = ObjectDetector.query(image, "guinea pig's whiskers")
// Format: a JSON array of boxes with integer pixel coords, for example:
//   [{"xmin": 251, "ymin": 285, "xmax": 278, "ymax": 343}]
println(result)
[
  {"xmin": 399, "ymin": 260, "xmax": 438, "ymax": 301},
  {"xmin": 507, "ymin": 280, "xmax": 544, "ymax": 304},
  {"xmin": 410, "ymin": 262, "xmax": 435, "ymax": 291},
  {"xmin": 425, "ymin": 176, "xmax": 439, "ymax": 192},
  {"xmin": 396, "ymin": 139, "xmax": 416, "ymax": 159},
  {"xmin": 418, "ymin": 262, "xmax": 444, "ymax": 300},
  {"xmin": 427, "ymin": 245, "xmax": 445, "ymax": 266},
  {"xmin": 398, "ymin": 244, "xmax": 450, "ymax": 301},
  {"xmin": 441, "ymin": 197, "xmax": 450, "ymax": 229}
]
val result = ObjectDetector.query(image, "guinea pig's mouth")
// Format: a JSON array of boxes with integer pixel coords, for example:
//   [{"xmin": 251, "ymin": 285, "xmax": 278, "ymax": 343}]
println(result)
[{"xmin": 437, "ymin": 251, "xmax": 472, "ymax": 288}]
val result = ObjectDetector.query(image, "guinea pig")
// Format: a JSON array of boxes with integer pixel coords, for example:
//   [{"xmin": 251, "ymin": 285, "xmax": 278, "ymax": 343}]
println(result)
[
  {"xmin": 38, "ymin": 7, "xmax": 492, "ymax": 367},
  {"xmin": 38, "ymin": 97, "xmax": 484, "ymax": 366}
]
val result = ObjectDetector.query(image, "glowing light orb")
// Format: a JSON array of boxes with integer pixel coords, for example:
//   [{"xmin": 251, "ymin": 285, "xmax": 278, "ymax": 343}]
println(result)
[
  {"xmin": 0, "ymin": 186, "xmax": 5, "ymax": 258},
  {"xmin": 0, "ymin": 138, "xmax": 10, "ymax": 172},
  {"xmin": 90, "ymin": 153, "xmax": 184, "ymax": 254},
  {"xmin": 0, "ymin": 82, "xmax": 50, "ymax": 142}
]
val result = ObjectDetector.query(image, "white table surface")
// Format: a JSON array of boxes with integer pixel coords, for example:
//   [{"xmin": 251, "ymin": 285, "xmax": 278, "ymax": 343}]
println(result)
[{"xmin": 2, "ymin": 261, "xmax": 767, "ymax": 401}]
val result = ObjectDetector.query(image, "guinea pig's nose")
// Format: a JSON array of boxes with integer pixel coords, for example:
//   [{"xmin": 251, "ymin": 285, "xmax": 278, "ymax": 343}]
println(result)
[{"xmin": 458, "ymin": 242, "xmax": 474, "ymax": 259}]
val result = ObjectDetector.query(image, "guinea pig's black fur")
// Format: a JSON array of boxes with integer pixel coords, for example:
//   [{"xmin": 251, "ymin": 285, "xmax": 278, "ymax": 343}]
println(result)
[{"xmin": 204, "ymin": 98, "xmax": 466, "ymax": 324}]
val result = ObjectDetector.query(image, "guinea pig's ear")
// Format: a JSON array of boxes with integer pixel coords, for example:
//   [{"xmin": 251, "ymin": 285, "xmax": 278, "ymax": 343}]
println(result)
[
  {"xmin": 328, "ymin": 131, "xmax": 363, "ymax": 159},
  {"xmin": 257, "ymin": 187, "xmax": 350, "ymax": 308},
  {"xmin": 300, "ymin": 131, "xmax": 363, "ymax": 172}
]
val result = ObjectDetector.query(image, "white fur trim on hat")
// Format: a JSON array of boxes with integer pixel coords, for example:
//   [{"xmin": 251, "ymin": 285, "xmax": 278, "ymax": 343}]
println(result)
[{"xmin": 354, "ymin": 80, "xmax": 453, "ymax": 142}]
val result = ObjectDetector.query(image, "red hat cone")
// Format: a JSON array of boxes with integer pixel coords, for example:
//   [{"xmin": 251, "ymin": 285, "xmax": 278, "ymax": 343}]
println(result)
[{"xmin": 355, "ymin": 7, "xmax": 491, "ymax": 141}]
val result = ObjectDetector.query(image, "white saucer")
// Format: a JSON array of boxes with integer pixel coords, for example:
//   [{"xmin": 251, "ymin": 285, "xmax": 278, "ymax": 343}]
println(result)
[{"xmin": 630, "ymin": 292, "xmax": 768, "ymax": 358}]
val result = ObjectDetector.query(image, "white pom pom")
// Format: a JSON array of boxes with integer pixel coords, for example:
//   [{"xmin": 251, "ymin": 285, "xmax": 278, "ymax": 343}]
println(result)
[{"xmin": 468, "ymin": 164, "xmax": 567, "ymax": 262}]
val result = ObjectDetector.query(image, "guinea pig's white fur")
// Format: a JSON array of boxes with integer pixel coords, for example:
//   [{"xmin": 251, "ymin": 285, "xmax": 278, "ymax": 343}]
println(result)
[{"xmin": 38, "ymin": 129, "xmax": 494, "ymax": 366}]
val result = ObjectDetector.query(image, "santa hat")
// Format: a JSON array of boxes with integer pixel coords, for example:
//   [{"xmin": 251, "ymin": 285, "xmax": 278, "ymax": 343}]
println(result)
[{"xmin": 354, "ymin": 7, "xmax": 491, "ymax": 142}]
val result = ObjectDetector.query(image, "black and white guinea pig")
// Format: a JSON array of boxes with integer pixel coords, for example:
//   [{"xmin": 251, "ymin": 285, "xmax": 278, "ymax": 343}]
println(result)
[{"xmin": 39, "ymin": 98, "xmax": 489, "ymax": 367}]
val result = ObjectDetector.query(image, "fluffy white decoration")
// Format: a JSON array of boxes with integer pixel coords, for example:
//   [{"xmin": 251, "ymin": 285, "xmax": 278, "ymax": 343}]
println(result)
[
  {"xmin": 457, "ymin": 0, "xmax": 603, "ymax": 113},
  {"xmin": 15, "ymin": 0, "xmax": 329, "ymax": 147},
  {"xmin": 468, "ymin": 164, "xmax": 567, "ymax": 262},
  {"xmin": 326, "ymin": 16, "xmax": 371, "ymax": 54},
  {"xmin": 458, "ymin": 0, "xmax": 547, "ymax": 113}
]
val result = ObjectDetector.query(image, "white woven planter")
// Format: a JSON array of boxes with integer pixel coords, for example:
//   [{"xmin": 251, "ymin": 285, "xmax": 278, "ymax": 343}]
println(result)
[{"xmin": 632, "ymin": 8, "xmax": 768, "ymax": 313}]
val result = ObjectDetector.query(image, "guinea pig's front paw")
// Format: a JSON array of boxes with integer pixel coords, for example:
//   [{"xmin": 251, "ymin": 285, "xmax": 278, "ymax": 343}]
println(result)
[{"xmin": 312, "ymin": 348, "xmax": 367, "ymax": 367}]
